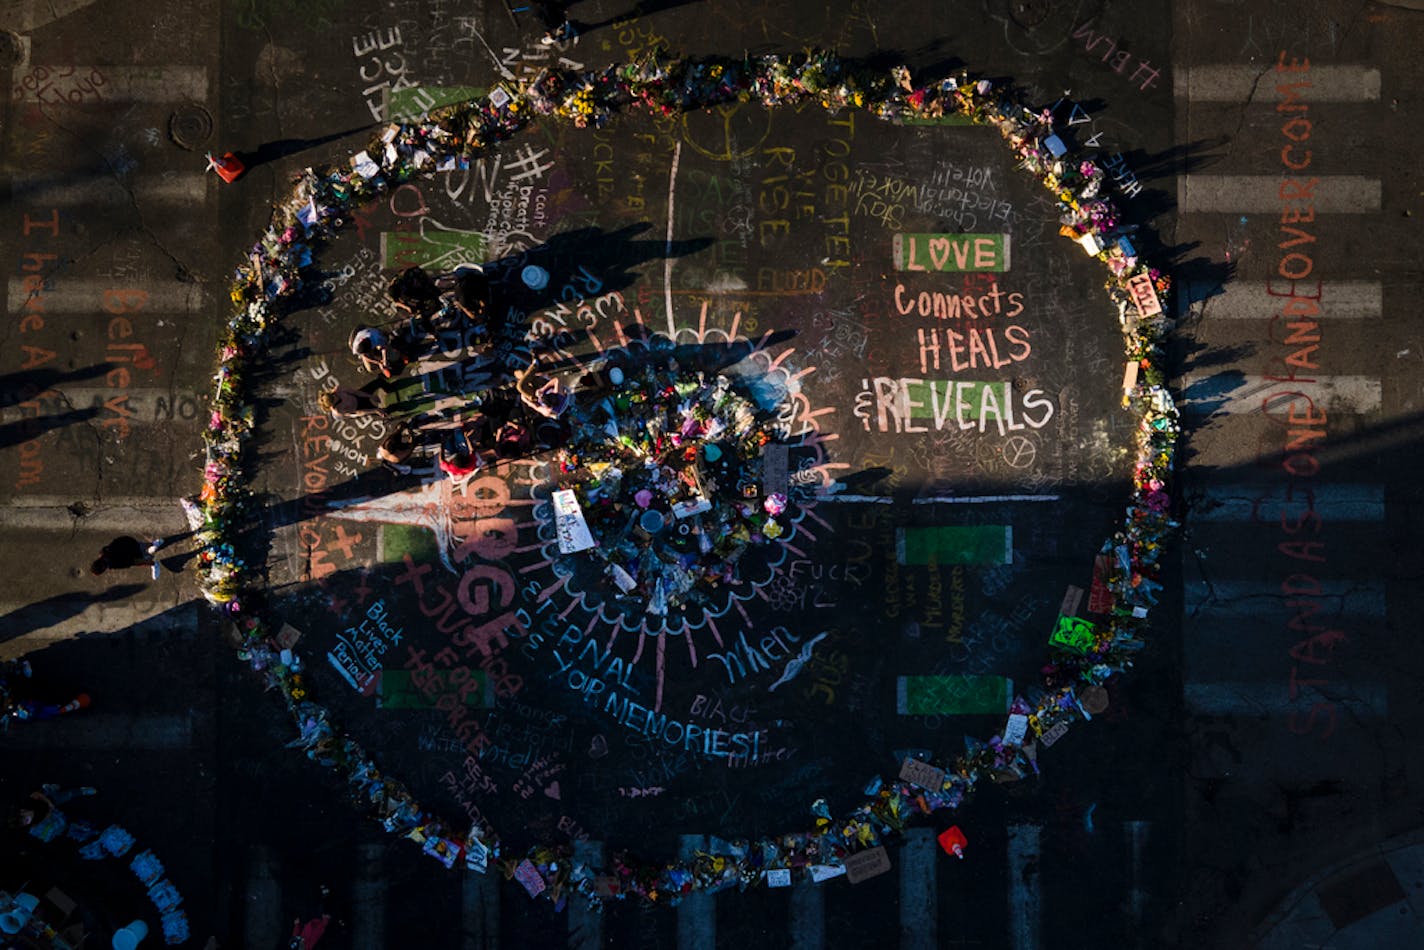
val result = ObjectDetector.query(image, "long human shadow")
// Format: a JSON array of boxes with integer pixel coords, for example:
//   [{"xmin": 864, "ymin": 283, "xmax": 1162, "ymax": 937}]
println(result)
[
  {"xmin": 0, "ymin": 586, "xmax": 144, "ymax": 644},
  {"xmin": 233, "ymin": 126, "xmax": 375, "ymax": 173},
  {"xmin": 0, "ymin": 363, "xmax": 116, "ymax": 408},
  {"xmin": 0, "ymin": 407, "xmax": 100, "ymax": 449}
]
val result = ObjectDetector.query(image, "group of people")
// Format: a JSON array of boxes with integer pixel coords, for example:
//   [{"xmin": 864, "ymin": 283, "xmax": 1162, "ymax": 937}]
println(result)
[
  {"xmin": 1, "ymin": 658, "xmax": 91, "ymax": 732},
  {"xmin": 322, "ymin": 264, "xmax": 578, "ymax": 485}
]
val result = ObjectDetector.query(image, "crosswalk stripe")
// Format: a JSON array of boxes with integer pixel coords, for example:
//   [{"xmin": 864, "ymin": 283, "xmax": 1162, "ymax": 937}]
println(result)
[
  {"xmin": 1006, "ymin": 824, "xmax": 1041, "ymax": 950},
  {"xmin": 1173, "ymin": 65, "xmax": 1381, "ymax": 102},
  {"xmin": 789, "ymin": 879, "xmax": 825, "ymax": 950},
  {"xmin": 7, "ymin": 279, "xmax": 206, "ymax": 313},
  {"xmin": 1178, "ymin": 280, "xmax": 1382, "ymax": 320},
  {"xmin": 900, "ymin": 828, "xmax": 937, "ymax": 950},
  {"xmin": 1186, "ymin": 580, "xmax": 1385, "ymax": 616},
  {"xmin": 1189, "ymin": 483, "xmax": 1384, "ymax": 523},
  {"xmin": 0, "ymin": 713, "xmax": 192, "ymax": 748},
  {"xmin": 1177, "ymin": 373, "xmax": 1381, "ymax": 415},
  {"xmin": 0, "ymin": 497, "xmax": 190, "ymax": 531},
  {"xmin": 677, "ymin": 836, "xmax": 715, "ymax": 950},
  {"xmin": 569, "ymin": 841, "xmax": 603, "ymax": 950},
  {"xmin": 0, "ymin": 388, "xmax": 208, "ymax": 427},
  {"xmin": 1184, "ymin": 681, "xmax": 1386, "ymax": 717},
  {"xmin": 352, "ymin": 843, "xmax": 385, "ymax": 950},
  {"xmin": 1125, "ymin": 821, "xmax": 1150, "ymax": 935},
  {"xmin": 244, "ymin": 846, "xmax": 282, "ymax": 950},
  {"xmin": 0, "ymin": 602, "xmax": 202, "ymax": 663},
  {"xmin": 1178, "ymin": 175, "xmax": 1381, "ymax": 214},
  {"xmin": 12, "ymin": 66, "xmax": 209, "ymax": 103},
  {"xmin": 11, "ymin": 173, "xmax": 209, "ymax": 206},
  {"xmin": 463, "ymin": 860, "xmax": 498, "ymax": 950}
]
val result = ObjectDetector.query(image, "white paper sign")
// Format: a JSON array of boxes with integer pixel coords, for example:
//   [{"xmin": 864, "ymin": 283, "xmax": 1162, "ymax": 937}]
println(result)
[
  {"xmin": 552, "ymin": 489, "xmax": 596, "ymax": 553},
  {"xmin": 1003, "ymin": 713, "xmax": 1029, "ymax": 746},
  {"xmin": 808, "ymin": 864, "xmax": 846, "ymax": 883},
  {"xmin": 351, "ymin": 151, "xmax": 380, "ymax": 179},
  {"xmin": 765, "ymin": 868, "xmax": 792, "ymax": 888}
]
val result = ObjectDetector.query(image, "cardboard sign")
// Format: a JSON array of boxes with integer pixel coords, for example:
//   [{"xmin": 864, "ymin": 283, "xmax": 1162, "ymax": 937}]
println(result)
[
  {"xmin": 1049, "ymin": 614, "xmax": 1097, "ymax": 654},
  {"xmin": 592, "ymin": 875, "xmax": 621, "ymax": 898},
  {"xmin": 1079, "ymin": 685, "xmax": 1109, "ymax": 715},
  {"xmin": 513, "ymin": 859, "xmax": 546, "ymax": 897},
  {"xmin": 1122, "ymin": 359, "xmax": 1139, "ymax": 393},
  {"xmin": 1039, "ymin": 721, "xmax": 1069, "ymax": 747},
  {"xmin": 1127, "ymin": 272, "xmax": 1163, "ymax": 318},
  {"xmin": 898, "ymin": 757, "xmax": 946, "ymax": 790},
  {"xmin": 1087, "ymin": 553, "xmax": 1115, "ymax": 614},
  {"xmin": 765, "ymin": 868, "xmax": 792, "ymax": 888},
  {"xmin": 552, "ymin": 489, "xmax": 596, "ymax": 553},
  {"xmin": 844, "ymin": 846, "xmax": 891, "ymax": 884},
  {"xmin": 1059, "ymin": 585, "xmax": 1084, "ymax": 618},
  {"xmin": 275, "ymin": 623, "xmax": 305, "ymax": 651},
  {"xmin": 808, "ymin": 864, "xmax": 846, "ymax": 883}
]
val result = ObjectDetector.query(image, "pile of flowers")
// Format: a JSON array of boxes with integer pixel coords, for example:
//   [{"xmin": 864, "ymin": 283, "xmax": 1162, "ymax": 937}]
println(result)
[
  {"xmin": 192, "ymin": 48, "xmax": 1177, "ymax": 908},
  {"xmin": 552, "ymin": 362, "xmax": 792, "ymax": 616}
]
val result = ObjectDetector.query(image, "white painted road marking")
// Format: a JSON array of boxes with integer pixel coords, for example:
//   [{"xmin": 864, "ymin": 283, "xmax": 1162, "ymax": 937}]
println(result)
[
  {"xmin": 11, "ymin": 173, "xmax": 210, "ymax": 206},
  {"xmin": 789, "ymin": 878, "xmax": 824, "ymax": 950},
  {"xmin": 1006, "ymin": 824, "xmax": 1041, "ymax": 950},
  {"xmin": 677, "ymin": 835, "xmax": 715, "ymax": 950},
  {"xmin": 7, "ymin": 279, "xmax": 206, "ymax": 313},
  {"xmin": 569, "ymin": 841, "xmax": 603, "ymax": 950},
  {"xmin": 900, "ymin": 828, "xmax": 937, "ymax": 950},
  {"xmin": 1178, "ymin": 176, "xmax": 1381, "ymax": 214},
  {"xmin": 1177, "ymin": 373, "xmax": 1382, "ymax": 415},
  {"xmin": 244, "ymin": 846, "xmax": 282, "ymax": 950},
  {"xmin": 0, "ymin": 712, "xmax": 193, "ymax": 748},
  {"xmin": 1180, "ymin": 280, "xmax": 1381, "ymax": 320},
  {"xmin": 13, "ymin": 66, "xmax": 209, "ymax": 102},
  {"xmin": 1184, "ymin": 681, "xmax": 1386, "ymax": 717},
  {"xmin": 1186, "ymin": 580, "xmax": 1385, "ymax": 618},
  {"xmin": 1174, "ymin": 65, "xmax": 1381, "ymax": 102},
  {"xmin": 462, "ymin": 860, "xmax": 498, "ymax": 950},
  {"xmin": 352, "ymin": 843, "xmax": 385, "ymax": 950},
  {"xmin": 1189, "ymin": 483, "xmax": 1385, "ymax": 523}
]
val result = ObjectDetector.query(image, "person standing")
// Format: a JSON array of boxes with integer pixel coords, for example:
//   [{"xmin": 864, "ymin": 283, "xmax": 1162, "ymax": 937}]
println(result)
[
  {"xmin": 534, "ymin": 0, "xmax": 578, "ymax": 43},
  {"xmin": 91, "ymin": 535, "xmax": 160, "ymax": 580}
]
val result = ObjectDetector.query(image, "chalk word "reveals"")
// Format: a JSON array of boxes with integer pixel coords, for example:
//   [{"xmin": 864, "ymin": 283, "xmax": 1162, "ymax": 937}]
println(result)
[{"xmin": 854, "ymin": 378, "xmax": 1055, "ymax": 434}]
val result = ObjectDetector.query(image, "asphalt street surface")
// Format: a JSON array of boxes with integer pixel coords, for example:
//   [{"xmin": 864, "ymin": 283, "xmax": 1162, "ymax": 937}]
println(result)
[{"xmin": 1, "ymin": 0, "xmax": 1420, "ymax": 948}]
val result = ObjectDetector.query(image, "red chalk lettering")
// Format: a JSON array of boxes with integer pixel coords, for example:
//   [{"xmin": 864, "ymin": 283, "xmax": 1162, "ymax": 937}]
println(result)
[
  {"xmin": 1278, "ymin": 540, "xmax": 1325, "ymax": 562},
  {"xmin": 1278, "ymin": 253, "xmax": 1313, "ymax": 280},
  {"xmin": 1289, "ymin": 630, "xmax": 1347, "ymax": 664},
  {"xmin": 1279, "ymin": 178, "xmax": 1318, "ymax": 202},
  {"xmin": 1275, "ymin": 51, "xmax": 1311, "ymax": 73},
  {"xmin": 22, "ymin": 210, "xmax": 59, "ymax": 236},
  {"xmin": 103, "ymin": 289, "xmax": 148, "ymax": 313},
  {"xmin": 19, "ymin": 345, "xmax": 56, "ymax": 370},
  {"xmin": 1288, "ymin": 702, "xmax": 1336, "ymax": 739},
  {"xmin": 1282, "ymin": 453, "xmax": 1320, "ymax": 477},
  {"xmin": 1281, "ymin": 573, "xmax": 1322, "ymax": 597},
  {"xmin": 1280, "ymin": 145, "xmax": 1312, "ymax": 170}
]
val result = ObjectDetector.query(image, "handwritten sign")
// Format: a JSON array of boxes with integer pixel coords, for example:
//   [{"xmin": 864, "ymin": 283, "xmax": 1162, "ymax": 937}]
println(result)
[
  {"xmin": 1049, "ymin": 614, "xmax": 1097, "ymax": 654},
  {"xmin": 898, "ymin": 757, "xmax": 946, "ymax": 790},
  {"xmin": 1003, "ymin": 713, "xmax": 1029, "ymax": 746},
  {"xmin": 765, "ymin": 868, "xmax": 792, "ymax": 887},
  {"xmin": 844, "ymin": 846, "xmax": 891, "ymax": 884},
  {"xmin": 513, "ymin": 859, "xmax": 546, "ymax": 897},
  {"xmin": 552, "ymin": 489, "xmax": 596, "ymax": 553},
  {"xmin": 1087, "ymin": 553, "xmax": 1115, "ymax": 614},
  {"xmin": 893, "ymin": 233, "xmax": 1010, "ymax": 272},
  {"xmin": 1059, "ymin": 585, "xmax": 1084, "ymax": 618},
  {"xmin": 465, "ymin": 837, "xmax": 489, "ymax": 873},
  {"xmin": 1039, "ymin": 721, "xmax": 1070, "ymax": 747},
  {"xmin": 1127, "ymin": 272, "xmax": 1163, "ymax": 318},
  {"xmin": 809, "ymin": 863, "xmax": 846, "ymax": 883}
]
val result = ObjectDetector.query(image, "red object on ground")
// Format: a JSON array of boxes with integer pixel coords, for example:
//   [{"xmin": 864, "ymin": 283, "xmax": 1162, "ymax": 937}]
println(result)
[
  {"xmin": 208, "ymin": 152, "xmax": 245, "ymax": 183},
  {"xmin": 292, "ymin": 915, "xmax": 330, "ymax": 948},
  {"xmin": 60, "ymin": 693, "xmax": 92, "ymax": 714},
  {"xmin": 938, "ymin": 825, "xmax": 968, "ymax": 858}
]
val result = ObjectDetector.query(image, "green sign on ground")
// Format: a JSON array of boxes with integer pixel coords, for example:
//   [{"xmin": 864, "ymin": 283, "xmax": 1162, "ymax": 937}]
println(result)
[
  {"xmin": 1049, "ymin": 614, "xmax": 1098, "ymax": 654},
  {"xmin": 378, "ymin": 669, "xmax": 491, "ymax": 709},
  {"xmin": 896, "ymin": 525, "xmax": 1013, "ymax": 566},
  {"xmin": 381, "ymin": 229, "xmax": 489, "ymax": 272},
  {"xmin": 893, "ymin": 233, "xmax": 1011, "ymax": 272},
  {"xmin": 896, "ymin": 675, "xmax": 1013, "ymax": 715}
]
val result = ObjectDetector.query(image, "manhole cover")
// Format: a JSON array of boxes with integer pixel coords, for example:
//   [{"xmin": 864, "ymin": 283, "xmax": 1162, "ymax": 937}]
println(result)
[
  {"xmin": 0, "ymin": 31, "xmax": 24, "ymax": 68},
  {"xmin": 168, "ymin": 104, "xmax": 214, "ymax": 150},
  {"xmin": 1010, "ymin": 0, "xmax": 1054, "ymax": 28}
]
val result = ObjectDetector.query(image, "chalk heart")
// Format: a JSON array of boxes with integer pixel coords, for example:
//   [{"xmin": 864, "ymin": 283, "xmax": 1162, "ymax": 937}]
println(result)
[
  {"xmin": 544, "ymin": 781, "xmax": 561, "ymax": 801},
  {"xmin": 927, "ymin": 237, "xmax": 954, "ymax": 270}
]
